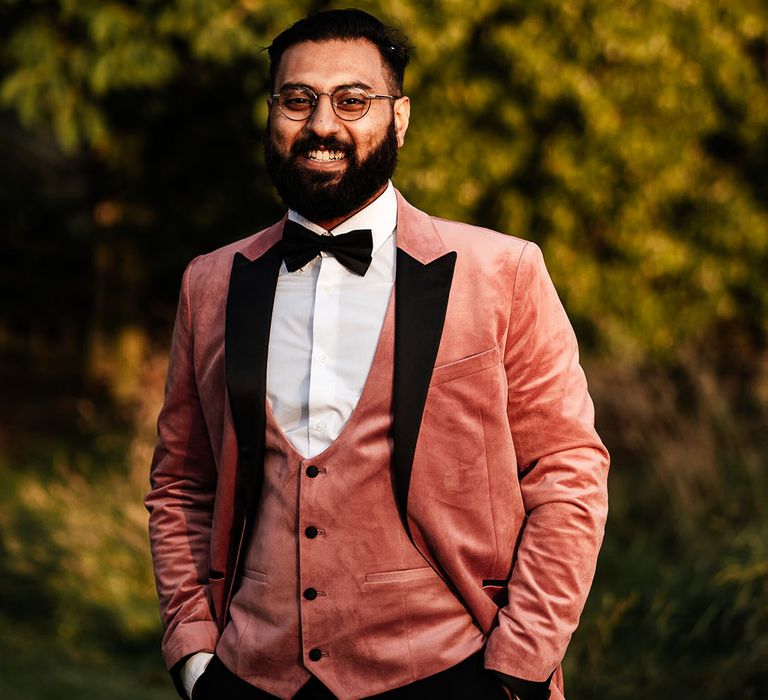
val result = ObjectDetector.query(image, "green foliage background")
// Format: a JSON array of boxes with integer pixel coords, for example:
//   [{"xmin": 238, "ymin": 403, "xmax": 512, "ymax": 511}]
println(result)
[{"xmin": 1, "ymin": 1, "xmax": 766, "ymax": 698}]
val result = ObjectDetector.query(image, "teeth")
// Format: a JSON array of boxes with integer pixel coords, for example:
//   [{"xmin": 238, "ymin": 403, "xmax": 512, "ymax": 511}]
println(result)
[{"xmin": 307, "ymin": 150, "xmax": 345, "ymax": 162}]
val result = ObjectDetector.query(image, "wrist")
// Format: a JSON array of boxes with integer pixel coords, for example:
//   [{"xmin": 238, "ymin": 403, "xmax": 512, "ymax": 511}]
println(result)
[{"xmin": 181, "ymin": 652, "xmax": 215, "ymax": 699}]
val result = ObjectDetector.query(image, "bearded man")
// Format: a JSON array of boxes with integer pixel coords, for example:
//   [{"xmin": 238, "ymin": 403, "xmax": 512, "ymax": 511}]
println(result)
[{"xmin": 146, "ymin": 9, "xmax": 609, "ymax": 700}]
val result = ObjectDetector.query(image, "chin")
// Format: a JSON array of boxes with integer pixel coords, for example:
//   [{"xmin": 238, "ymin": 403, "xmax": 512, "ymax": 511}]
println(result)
[{"xmin": 298, "ymin": 167, "xmax": 344, "ymax": 188}]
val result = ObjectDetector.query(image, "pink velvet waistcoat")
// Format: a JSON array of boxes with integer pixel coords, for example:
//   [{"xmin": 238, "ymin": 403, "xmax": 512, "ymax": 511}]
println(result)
[{"xmin": 216, "ymin": 305, "xmax": 484, "ymax": 700}]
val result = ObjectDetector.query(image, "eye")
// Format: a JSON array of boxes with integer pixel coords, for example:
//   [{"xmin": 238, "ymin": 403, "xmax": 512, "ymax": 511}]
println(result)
[
  {"xmin": 333, "ymin": 89, "xmax": 369, "ymax": 114},
  {"xmin": 279, "ymin": 89, "xmax": 315, "ymax": 111},
  {"xmin": 337, "ymin": 95, "xmax": 366, "ymax": 106}
]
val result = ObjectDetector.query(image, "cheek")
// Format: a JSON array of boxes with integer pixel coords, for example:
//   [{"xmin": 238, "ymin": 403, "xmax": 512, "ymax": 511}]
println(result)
[
  {"xmin": 270, "ymin": 120, "xmax": 302, "ymax": 154},
  {"xmin": 351, "ymin": 124, "xmax": 388, "ymax": 153}
]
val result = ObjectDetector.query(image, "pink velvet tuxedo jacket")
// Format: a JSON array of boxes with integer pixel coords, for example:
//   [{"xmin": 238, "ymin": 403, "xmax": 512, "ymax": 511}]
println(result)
[{"xmin": 145, "ymin": 190, "xmax": 609, "ymax": 699}]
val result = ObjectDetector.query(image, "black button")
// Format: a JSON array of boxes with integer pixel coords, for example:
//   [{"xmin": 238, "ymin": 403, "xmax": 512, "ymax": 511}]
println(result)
[
  {"xmin": 306, "ymin": 465, "xmax": 319, "ymax": 478},
  {"xmin": 303, "ymin": 587, "xmax": 318, "ymax": 600},
  {"xmin": 305, "ymin": 526, "xmax": 319, "ymax": 539},
  {"xmin": 308, "ymin": 648, "xmax": 323, "ymax": 662}
]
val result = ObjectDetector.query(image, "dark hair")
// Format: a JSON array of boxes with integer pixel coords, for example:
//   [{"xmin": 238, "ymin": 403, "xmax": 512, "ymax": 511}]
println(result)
[{"xmin": 268, "ymin": 9, "xmax": 411, "ymax": 93}]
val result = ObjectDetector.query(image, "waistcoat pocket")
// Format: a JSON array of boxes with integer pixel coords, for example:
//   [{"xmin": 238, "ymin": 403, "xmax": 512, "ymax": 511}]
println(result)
[{"xmin": 364, "ymin": 566, "xmax": 437, "ymax": 583}]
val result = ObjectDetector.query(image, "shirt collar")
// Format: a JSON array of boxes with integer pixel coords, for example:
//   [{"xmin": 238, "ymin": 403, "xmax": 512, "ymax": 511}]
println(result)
[{"xmin": 287, "ymin": 181, "xmax": 397, "ymax": 257}]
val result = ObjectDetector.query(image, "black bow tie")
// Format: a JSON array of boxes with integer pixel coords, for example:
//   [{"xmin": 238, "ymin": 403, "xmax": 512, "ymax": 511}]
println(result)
[{"xmin": 281, "ymin": 220, "xmax": 373, "ymax": 276}]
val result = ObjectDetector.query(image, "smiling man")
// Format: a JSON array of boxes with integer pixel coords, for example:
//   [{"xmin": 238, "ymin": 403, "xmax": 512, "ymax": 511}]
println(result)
[{"xmin": 146, "ymin": 9, "xmax": 609, "ymax": 700}]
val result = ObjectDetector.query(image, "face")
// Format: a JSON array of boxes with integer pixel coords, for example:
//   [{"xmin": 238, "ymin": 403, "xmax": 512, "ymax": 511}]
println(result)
[{"xmin": 264, "ymin": 39, "xmax": 410, "ymax": 227}]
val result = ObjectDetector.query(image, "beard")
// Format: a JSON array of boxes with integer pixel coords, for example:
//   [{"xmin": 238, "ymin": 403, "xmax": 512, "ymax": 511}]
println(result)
[{"xmin": 264, "ymin": 119, "xmax": 399, "ymax": 223}]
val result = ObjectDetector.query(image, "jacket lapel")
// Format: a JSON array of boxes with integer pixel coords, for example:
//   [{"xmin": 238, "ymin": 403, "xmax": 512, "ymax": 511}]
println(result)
[
  {"xmin": 393, "ymin": 191, "xmax": 457, "ymax": 536},
  {"xmin": 225, "ymin": 222, "xmax": 284, "ymax": 524}
]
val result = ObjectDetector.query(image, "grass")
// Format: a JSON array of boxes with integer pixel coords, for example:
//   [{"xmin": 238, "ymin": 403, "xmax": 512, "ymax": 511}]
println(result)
[
  {"xmin": 0, "ymin": 419, "xmax": 176, "ymax": 700},
  {"xmin": 1, "ymin": 642, "xmax": 172, "ymax": 700}
]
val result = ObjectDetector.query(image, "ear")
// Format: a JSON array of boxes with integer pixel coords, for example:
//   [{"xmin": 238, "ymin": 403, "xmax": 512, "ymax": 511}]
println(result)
[{"xmin": 393, "ymin": 95, "xmax": 410, "ymax": 148}]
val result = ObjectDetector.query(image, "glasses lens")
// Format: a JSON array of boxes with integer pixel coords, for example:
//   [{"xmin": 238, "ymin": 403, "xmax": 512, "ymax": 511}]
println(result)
[
  {"xmin": 332, "ymin": 88, "xmax": 370, "ymax": 120},
  {"xmin": 278, "ymin": 87, "xmax": 315, "ymax": 119}
]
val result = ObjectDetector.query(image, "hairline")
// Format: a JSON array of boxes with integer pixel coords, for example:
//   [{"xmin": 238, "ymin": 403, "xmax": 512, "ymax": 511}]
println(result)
[{"xmin": 270, "ymin": 38, "xmax": 402, "ymax": 95}]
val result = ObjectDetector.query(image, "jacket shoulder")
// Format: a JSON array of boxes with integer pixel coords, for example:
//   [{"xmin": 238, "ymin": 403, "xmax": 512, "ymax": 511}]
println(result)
[
  {"xmin": 191, "ymin": 227, "xmax": 271, "ymax": 271},
  {"xmin": 429, "ymin": 216, "xmax": 533, "ymax": 262},
  {"xmin": 182, "ymin": 222, "xmax": 282, "ymax": 291}
]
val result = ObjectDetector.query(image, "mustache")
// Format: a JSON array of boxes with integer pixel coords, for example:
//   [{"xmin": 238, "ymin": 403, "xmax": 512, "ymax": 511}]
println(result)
[{"xmin": 290, "ymin": 136, "xmax": 352, "ymax": 157}]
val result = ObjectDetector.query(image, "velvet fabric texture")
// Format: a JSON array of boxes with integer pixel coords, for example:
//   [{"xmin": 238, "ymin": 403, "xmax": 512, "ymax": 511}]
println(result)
[
  {"xmin": 216, "ymin": 295, "xmax": 484, "ymax": 698},
  {"xmin": 145, "ymin": 191, "xmax": 610, "ymax": 700}
]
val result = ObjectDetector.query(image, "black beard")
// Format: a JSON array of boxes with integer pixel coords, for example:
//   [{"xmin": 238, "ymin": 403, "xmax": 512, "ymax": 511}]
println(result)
[{"xmin": 264, "ymin": 120, "xmax": 398, "ymax": 223}]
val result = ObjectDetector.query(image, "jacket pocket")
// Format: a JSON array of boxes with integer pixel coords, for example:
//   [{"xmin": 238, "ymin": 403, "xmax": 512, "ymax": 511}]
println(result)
[
  {"xmin": 241, "ymin": 568, "xmax": 267, "ymax": 583},
  {"xmin": 429, "ymin": 346, "xmax": 499, "ymax": 387},
  {"xmin": 365, "ymin": 566, "xmax": 438, "ymax": 584}
]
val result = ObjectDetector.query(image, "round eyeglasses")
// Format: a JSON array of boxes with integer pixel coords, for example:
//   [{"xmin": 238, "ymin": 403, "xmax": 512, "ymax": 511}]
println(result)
[{"xmin": 271, "ymin": 85, "xmax": 400, "ymax": 121}]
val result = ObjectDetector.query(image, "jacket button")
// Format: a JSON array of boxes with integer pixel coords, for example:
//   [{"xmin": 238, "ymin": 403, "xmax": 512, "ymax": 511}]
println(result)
[
  {"xmin": 305, "ymin": 526, "xmax": 319, "ymax": 539},
  {"xmin": 305, "ymin": 465, "xmax": 319, "ymax": 478},
  {"xmin": 303, "ymin": 587, "xmax": 318, "ymax": 600},
  {"xmin": 308, "ymin": 648, "xmax": 323, "ymax": 662}
]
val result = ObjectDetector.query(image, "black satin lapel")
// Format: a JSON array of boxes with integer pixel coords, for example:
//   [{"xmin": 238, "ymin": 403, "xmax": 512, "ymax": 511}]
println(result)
[
  {"xmin": 225, "ymin": 244, "xmax": 282, "ymax": 514},
  {"xmin": 393, "ymin": 249, "xmax": 457, "ymax": 536}
]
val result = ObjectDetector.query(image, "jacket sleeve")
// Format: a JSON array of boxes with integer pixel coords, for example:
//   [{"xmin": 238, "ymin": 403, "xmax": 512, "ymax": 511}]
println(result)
[
  {"xmin": 144, "ymin": 258, "xmax": 220, "ymax": 682},
  {"xmin": 484, "ymin": 242, "xmax": 610, "ymax": 685}
]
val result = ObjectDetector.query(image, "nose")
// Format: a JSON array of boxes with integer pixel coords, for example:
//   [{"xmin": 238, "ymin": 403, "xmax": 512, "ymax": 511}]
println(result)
[{"xmin": 305, "ymin": 93, "xmax": 340, "ymax": 138}]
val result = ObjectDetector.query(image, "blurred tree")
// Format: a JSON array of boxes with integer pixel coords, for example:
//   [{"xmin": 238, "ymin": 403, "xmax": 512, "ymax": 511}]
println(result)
[
  {"xmin": 0, "ymin": 0, "xmax": 304, "ymax": 412},
  {"xmin": 1, "ymin": 0, "xmax": 766, "ymax": 375}
]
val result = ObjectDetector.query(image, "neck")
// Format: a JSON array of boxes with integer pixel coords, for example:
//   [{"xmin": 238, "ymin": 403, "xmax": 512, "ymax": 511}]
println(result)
[{"xmin": 309, "ymin": 183, "xmax": 389, "ymax": 231}]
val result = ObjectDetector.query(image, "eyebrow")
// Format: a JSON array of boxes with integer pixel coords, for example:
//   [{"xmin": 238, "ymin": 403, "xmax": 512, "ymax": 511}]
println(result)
[{"xmin": 277, "ymin": 81, "xmax": 375, "ymax": 92}]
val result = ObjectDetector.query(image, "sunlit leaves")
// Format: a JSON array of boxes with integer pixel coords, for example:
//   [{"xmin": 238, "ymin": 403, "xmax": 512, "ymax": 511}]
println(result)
[{"xmin": 1, "ymin": 0, "xmax": 766, "ymax": 361}]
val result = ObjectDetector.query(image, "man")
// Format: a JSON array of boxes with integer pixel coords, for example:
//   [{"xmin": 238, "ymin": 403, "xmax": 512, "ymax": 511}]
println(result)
[{"xmin": 146, "ymin": 9, "xmax": 609, "ymax": 700}]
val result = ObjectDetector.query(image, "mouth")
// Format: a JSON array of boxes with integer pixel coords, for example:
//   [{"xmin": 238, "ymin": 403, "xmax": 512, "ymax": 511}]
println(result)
[{"xmin": 305, "ymin": 149, "xmax": 347, "ymax": 162}]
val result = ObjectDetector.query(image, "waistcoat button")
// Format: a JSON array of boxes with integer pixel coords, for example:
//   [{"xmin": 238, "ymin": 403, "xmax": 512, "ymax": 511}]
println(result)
[
  {"xmin": 305, "ymin": 465, "xmax": 319, "ymax": 478},
  {"xmin": 308, "ymin": 648, "xmax": 323, "ymax": 662},
  {"xmin": 305, "ymin": 526, "xmax": 319, "ymax": 539},
  {"xmin": 303, "ymin": 587, "xmax": 318, "ymax": 600}
]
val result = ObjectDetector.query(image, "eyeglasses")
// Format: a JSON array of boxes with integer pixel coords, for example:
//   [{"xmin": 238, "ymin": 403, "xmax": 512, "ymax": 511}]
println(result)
[{"xmin": 271, "ymin": 85, "xmax": 400, "ymax": 121}]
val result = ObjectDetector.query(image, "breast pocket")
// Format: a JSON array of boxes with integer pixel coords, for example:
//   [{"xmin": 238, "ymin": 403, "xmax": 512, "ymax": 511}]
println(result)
[{"xmin": 429, "ymin": 347, "xmax": 499, "ymax": 387}]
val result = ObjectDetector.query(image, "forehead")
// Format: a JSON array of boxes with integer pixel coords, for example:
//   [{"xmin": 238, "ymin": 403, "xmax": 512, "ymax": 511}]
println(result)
[{"xmin": 275, "ymin": 39, "xmax": 389, "ymax": 90}]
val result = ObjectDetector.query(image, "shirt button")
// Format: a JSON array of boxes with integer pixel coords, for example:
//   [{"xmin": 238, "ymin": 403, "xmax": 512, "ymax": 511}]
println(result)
[
  {"xmin": 308, "ymin": 648, "xmax": 323, "ymax": 662},
  {"xmin": 305, "ymin": 526, "xmax": 319, "ymax": 539},
  {"xmin": 303, "ymin": 587, "xmax": 318, "ymax": 600},
  {"xmin": 306, "ymin": 465, "xmax": 319, "ymax": 478},
  {"xmin": 313, "ymin": 420, "xmax": 326, "ymax": 432},
  {"xmin": 318, "ymin": 351, "xmax": 328, "ymax": 363}
]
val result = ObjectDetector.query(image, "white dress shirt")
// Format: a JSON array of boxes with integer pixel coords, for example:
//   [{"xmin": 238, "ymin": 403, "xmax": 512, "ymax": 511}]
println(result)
[
  {"xmin": 181, "ymin": 182, "xmax": 398, "ymax": 697},
  {"xmin": 267, "ymin": 181, "xmax": 397, "ymax": 457}
]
